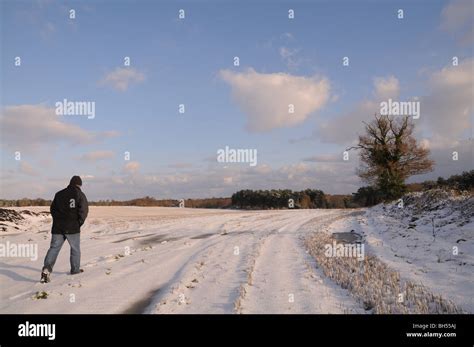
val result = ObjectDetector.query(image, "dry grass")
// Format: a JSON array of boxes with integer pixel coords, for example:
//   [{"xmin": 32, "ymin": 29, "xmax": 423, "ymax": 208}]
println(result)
[
  {"xmin": 305, "ymin": 232, "xmax": 464, "ymax": 314},
  {"xmin": 32, "ymin": 291, "xmax": 49, "ymax": 300}
]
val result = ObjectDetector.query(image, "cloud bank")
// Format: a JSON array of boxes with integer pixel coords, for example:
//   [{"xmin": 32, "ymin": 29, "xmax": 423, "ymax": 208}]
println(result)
[{"xmin": 220, "ymin": 68, "xmax": 330, "ymax": 132}]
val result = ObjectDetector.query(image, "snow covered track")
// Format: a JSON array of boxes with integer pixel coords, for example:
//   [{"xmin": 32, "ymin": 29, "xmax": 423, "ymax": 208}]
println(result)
[
  {"xmin": 236, "ymin": 211, "xmax": 363, "ymax": 314},
  {"xmin": 0, "ymin": 207, "xmax": 363, "ymax": 314}
]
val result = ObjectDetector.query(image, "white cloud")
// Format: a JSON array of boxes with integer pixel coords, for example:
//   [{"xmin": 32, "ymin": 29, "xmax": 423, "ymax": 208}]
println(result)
[
  {"xmin": 220, "ymin": 68, "xmax": 331, "ymax": 132},
  {"xmin": 0, "ymin": 158, "xmax": 363, "ymax": 199},
  {"xmin": 111, "ymin": 161, "xmax": 360, "ymax": 199},
  {"xmin": 0, "ymin": 104, "xmax": 96, "ymax": 150},
  {"xmin": 100, "ymin": 67, "xmax": 145, "ymax": 92},
  {"xmin": 411, "ymin": 59, "xmax": 474, "ymax": 180},
  {"xmin": 124, "ymin": 161, "xmax": 140, "ymax": 174},
  {"xmin": 112, "ymin": 177, "xmax": 125, "ymax": 185},
  {"xmin": 81, "ymin": 174, "xmax": 95, "ymax": 180},
  {"xmin": 239, "ymin": 161, "xmax": 359, "ymax": 193},
  {"xmin": 419, "ymin": 58, "xmax": 473, "ymax": 140},
  {"xmin": 373, "ymin": 75, "xmax": 400, "ymax": 100},
  {"xmin": 223, "ymin": 176, "xmax": 233, "ymax": 185},
  {"xmin": 79, "ymin": 151, "xmax": 115, "ymax": 161},
  {"xmin": 431, "ymin": 59, "xmax": 473, "ymax": 88},
  {"xmin": 0, "ymin": 104, "xmax": 119, "ymax": 154}
]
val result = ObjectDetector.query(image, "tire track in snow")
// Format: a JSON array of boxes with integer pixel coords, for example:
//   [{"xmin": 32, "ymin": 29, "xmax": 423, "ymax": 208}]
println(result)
[
  {"xmin": 145, "ymin": 211, "xmax": 320, "ymax": 313},
  {"xmin": 145, "ymin": 212, "xmax": 294, "ymax": 313},
  {"xmin": 238, "ymin": 211, "xmax": 364, "ymax": 314}
]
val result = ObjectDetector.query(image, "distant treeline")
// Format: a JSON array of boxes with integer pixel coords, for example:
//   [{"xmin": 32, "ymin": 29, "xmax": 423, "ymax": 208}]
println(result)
[
  {"xmin": 1, "ymin": 171, "xmax": 471, "ymax": 209},
  {"xmin": 91, "ymin": 196, "xmax": 232, "ymax": 208},
  {"xmin": 0, "ymin": 196, "xmax": 231, "ymax": 208},
  {"xmin": 231, "ymin": 189, "xmax": 326, "ymax": 209},
  {"xmin": 0, "ymin": 198, "xmax": 52, "ymax": 207},
  {"xmin": 230, "ymin": 189, "xmax": 356, "ymax": 209},
  {"xmin": 1, "ymin": 192, "xmax": 354, "ymax": 209}
]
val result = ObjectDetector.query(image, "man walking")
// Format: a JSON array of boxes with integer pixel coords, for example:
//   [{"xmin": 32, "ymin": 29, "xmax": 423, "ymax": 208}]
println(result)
[{"xmin": 41, "ymin": 175, "xmax": 89, "ymax": 283}]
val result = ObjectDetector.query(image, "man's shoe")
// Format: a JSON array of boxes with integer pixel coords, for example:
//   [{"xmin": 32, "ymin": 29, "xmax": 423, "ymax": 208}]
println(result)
[
  {"xmin": 70, "ymin": 269, "xmax": 84, "ymax": 275},
  {"xmin": 40, "ymin": 269, "xmax": 51, "ymax": 283}
]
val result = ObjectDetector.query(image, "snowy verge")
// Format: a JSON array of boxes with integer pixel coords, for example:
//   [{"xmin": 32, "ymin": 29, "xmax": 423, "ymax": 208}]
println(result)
[
  {"xmin": 314, "ymin": 190, "xmax": 473, "ymax": 313},
  {"xmin": 0, "ymin": 208, "xmax": 51, "ymax": 233}
]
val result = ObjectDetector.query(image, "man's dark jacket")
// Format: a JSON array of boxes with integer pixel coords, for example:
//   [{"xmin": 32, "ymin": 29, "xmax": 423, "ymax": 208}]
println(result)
[{"xmin": 50, "ymin": 185, "xmax": 89, "ymax": 234}]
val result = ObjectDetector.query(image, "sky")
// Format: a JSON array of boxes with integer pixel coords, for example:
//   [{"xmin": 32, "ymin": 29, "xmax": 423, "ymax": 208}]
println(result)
[{"xmin": 0, "ymin": 0, "xmax": 473, "ymax": 200}]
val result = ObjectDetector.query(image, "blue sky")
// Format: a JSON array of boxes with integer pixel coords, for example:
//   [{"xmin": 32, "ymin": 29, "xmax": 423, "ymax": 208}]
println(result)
[{"xmin": 1, "ymin": 0, "xmax": 473, "ymax": 199}]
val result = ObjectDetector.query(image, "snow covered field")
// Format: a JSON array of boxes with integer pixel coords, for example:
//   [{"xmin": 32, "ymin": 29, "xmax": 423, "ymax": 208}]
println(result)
[
  {"xmin": 0, "ymin": 207, "xmax": 364, "ymax": 314},
  {"xmin": 0, "ymin": 196, "xmax": 472, "ymax": 314}
]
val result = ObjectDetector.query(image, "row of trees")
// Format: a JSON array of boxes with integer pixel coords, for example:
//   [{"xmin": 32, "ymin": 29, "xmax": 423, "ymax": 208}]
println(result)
[
  {"xmin": 0, "ymin": 196, "xmax": 231, "ymax": 208},
  {"xmin": 0, "ymin": 191, "xmax": 349, "ymax": 209},
  {"xmin": 0, "ymin": 198, "xmax": 51, "ymax": 207},
  {"xmin": 91, "ymin": 196, "xmax": 232, "ymax": 208},
  {"xmin": 231, "ymin": 189, "xmax": 327, "ymax": 209}
]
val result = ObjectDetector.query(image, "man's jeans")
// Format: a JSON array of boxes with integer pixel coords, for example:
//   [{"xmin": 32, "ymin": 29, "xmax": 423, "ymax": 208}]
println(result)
[{"xmin": 43, "ymin": 233, "xmax": 81, "ymax": 273}]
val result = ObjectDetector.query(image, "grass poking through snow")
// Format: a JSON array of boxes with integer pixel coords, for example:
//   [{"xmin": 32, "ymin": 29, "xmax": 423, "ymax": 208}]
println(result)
[{"xmin": 305, "ymin": 232, "xmax": 464, "ymax": 314}]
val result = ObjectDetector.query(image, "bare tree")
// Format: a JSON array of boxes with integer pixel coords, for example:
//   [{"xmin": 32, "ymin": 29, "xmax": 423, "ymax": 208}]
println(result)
[{"xmin": 348, "ymin": 114, "xmax": 434, "ymax": 199}]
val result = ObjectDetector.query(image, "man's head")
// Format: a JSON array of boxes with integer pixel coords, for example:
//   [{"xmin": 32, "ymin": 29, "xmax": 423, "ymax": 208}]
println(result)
[{"xmin": 69, "ymin": 175, "xmax": 82, "ymax": 187}]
